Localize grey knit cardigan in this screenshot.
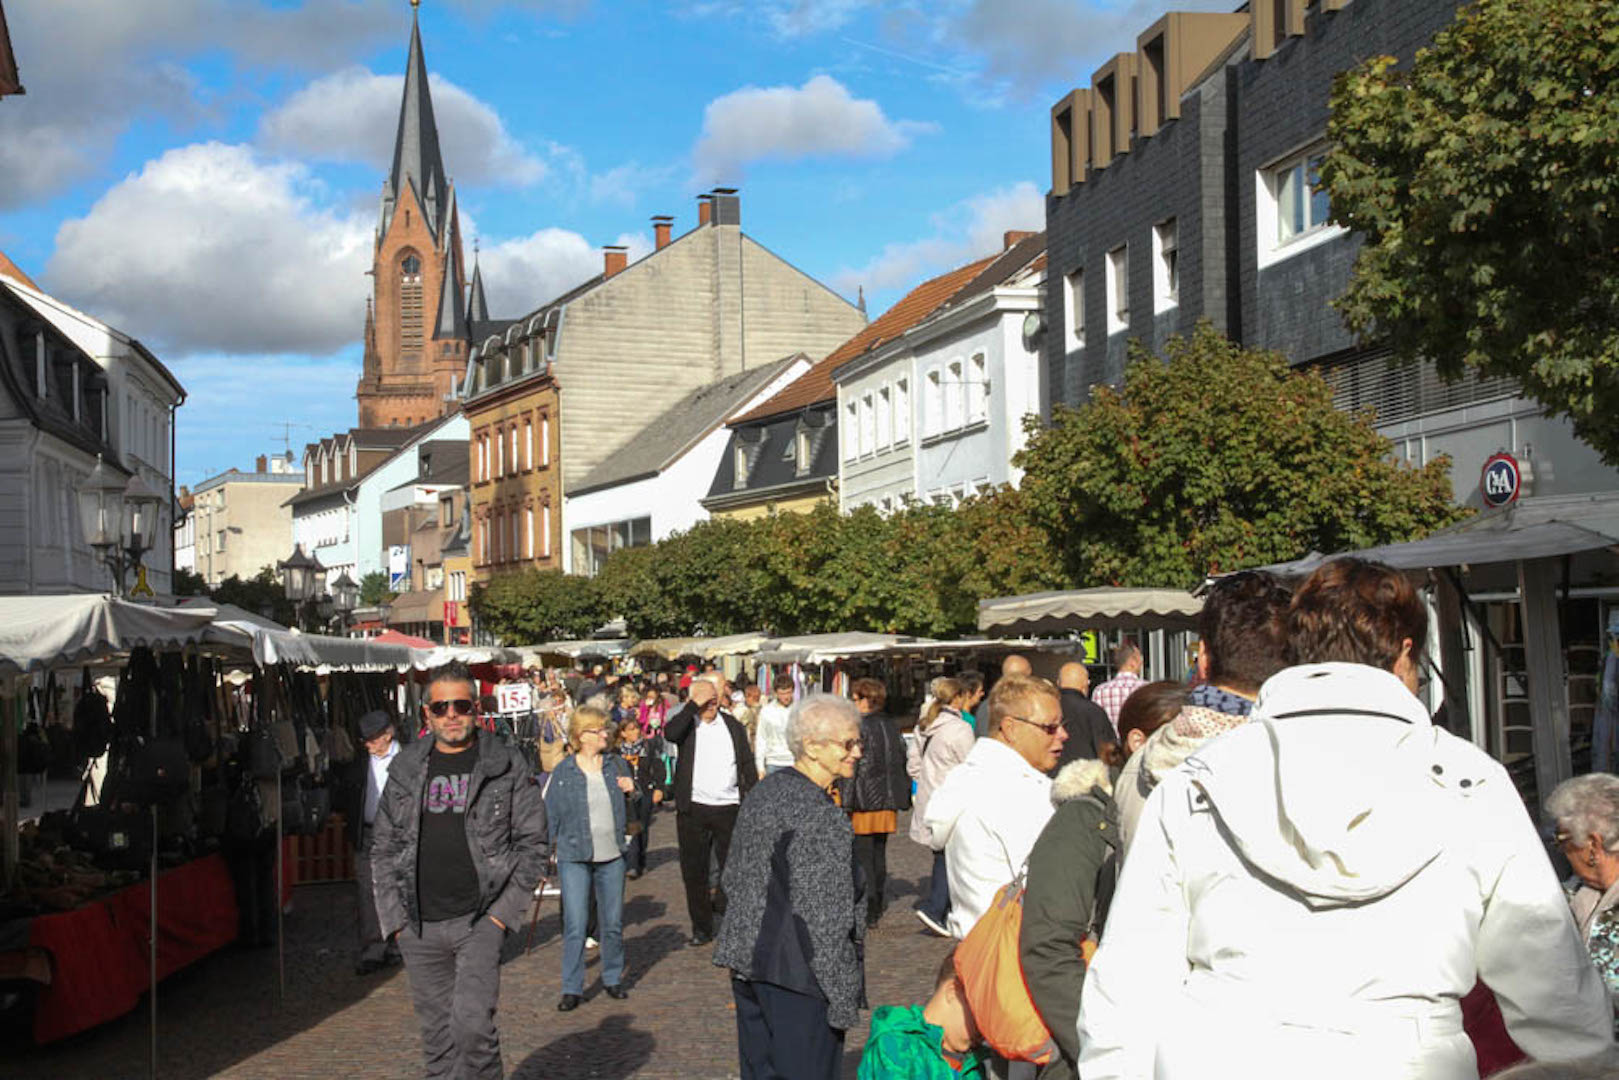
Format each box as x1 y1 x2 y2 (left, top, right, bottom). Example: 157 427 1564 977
713 767 866 1030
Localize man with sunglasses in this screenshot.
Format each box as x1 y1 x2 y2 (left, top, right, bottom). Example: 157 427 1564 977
371 661 549 1080
923 673 1066 939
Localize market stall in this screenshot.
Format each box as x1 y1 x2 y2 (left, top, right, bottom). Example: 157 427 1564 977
976 586 1203 681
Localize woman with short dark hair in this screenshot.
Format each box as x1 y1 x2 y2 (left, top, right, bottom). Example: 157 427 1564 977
839 677 910 928
1078 558 1613 1079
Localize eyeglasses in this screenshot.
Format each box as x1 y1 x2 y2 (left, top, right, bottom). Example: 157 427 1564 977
1007 714 1064 738
821 736 863 754
426 698 476 717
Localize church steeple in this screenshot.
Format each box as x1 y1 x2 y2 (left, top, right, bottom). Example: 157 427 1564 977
382 3 449 242
467 244 490 325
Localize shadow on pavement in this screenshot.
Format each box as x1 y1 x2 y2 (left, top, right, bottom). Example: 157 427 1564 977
511 1014 655 1079
622 924 689 990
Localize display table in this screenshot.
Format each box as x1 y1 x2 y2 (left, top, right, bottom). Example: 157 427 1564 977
24 854 245 1043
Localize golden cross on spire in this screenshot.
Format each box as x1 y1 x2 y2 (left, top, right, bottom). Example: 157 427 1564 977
410 0 420 9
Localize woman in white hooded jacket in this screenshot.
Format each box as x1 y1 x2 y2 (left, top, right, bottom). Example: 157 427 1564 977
1077 558 1614 1080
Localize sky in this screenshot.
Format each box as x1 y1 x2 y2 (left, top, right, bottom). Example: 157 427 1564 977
0 0 1234 487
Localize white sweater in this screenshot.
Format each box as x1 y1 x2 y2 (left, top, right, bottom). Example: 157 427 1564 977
922 736 1054 939
1078 663 1614 1080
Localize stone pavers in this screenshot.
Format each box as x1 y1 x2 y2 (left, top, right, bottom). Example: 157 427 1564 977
4 810 955 1079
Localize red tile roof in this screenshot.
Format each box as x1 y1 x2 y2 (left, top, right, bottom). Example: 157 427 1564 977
0 249 38 290
727 253 1000 425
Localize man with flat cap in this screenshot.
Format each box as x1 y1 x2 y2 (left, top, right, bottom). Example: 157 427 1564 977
349 708 402 974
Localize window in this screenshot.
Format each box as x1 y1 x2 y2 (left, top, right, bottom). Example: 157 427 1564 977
875 386 892 450
349 443 357 476
510 512 520 563
1259 145 1339 266
216 530 226 551
539 415 551 467
967 354 988 423
944 361 965 431
525 507 535 559
569 517 651 576
508 427 517 474
734 444 749 489
440 496 453 525
1066 270 1085 346
523 420 532 470
1106 245 1129 333
844 402 858 463
795 428 811 476
400 253 423 359
859 393 875 456
923 369 943 436
894 379 910 443
541 504 552 559
495 429 504 478
1153 219 1179 311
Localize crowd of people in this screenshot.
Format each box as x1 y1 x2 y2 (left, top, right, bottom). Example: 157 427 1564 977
340 556 1619 1078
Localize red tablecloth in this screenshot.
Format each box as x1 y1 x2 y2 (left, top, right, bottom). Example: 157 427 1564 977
27 855 240 1044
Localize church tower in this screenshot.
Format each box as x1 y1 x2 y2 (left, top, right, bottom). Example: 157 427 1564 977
356 4 468 429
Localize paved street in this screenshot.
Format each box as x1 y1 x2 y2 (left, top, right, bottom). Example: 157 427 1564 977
5 810 953 1080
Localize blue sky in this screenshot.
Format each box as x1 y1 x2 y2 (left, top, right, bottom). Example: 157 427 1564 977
0 0 1229 486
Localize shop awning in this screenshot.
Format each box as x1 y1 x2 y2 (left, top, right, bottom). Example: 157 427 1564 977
0 595 216 676
702 631 773 659
977 587 1202 636
629 637 704 661
1253 492 1619 578
755 632 934 665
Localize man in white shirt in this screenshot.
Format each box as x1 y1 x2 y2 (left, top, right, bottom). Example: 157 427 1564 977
664 675 759 946
923 675 1067 938
351 709 401 975
753 681 796 777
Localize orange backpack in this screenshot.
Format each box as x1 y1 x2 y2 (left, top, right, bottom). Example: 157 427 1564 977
952 875 1058 1065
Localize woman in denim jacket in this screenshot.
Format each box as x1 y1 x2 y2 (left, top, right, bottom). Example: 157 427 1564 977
544 704 635 1011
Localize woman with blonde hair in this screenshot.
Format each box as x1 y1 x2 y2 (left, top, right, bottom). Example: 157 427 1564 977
907 676 974 937
543 704 636 1011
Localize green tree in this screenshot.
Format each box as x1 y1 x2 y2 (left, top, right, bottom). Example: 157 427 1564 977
209 567 297 627
1014 326 1466 589
358 570 395 607
172 568 207 596
1323 0 1619 463
471 570 607 644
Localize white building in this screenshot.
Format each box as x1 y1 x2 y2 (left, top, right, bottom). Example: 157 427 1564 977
564 355 810 574
835 234 1045 513
0 259 185 595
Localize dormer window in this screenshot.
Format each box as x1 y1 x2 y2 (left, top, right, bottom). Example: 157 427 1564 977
733 444 749 489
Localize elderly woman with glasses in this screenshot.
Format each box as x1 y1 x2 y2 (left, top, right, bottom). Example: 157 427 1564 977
715 693 868 1080
1547 772 1619 1034
543 704 637 1012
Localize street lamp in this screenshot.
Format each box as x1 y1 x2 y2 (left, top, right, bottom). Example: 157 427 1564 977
75 454 162 597
330 571 359 616
278 544 329 630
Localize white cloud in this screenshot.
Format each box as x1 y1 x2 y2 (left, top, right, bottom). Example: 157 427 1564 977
258 67 546 188
45 143 373 357
834 180 1042 293
477 228 652 317
691 74 932 185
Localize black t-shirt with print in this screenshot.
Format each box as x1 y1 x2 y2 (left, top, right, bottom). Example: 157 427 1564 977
417 743 482 922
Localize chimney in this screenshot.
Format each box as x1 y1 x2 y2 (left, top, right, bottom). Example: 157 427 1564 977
603 245 628 278
709 187 741 227
697 193 714 227
652 215 673 250
256 454 267 473
1003 229 1037 250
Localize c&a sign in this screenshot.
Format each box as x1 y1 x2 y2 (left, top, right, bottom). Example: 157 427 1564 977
1480 451 1521 508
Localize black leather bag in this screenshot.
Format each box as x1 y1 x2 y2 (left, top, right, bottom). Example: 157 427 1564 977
124 737 190 805
246 726 282 780
280 778 312 836
226 779 267 844
71 804 151 869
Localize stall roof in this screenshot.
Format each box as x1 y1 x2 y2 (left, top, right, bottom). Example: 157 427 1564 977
755 632 934 665
702 631 773 659
1251 492 1619 578
0 595 217 675
977 587 1203 636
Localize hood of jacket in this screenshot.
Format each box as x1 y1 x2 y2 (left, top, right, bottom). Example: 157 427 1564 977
1051 758 1113 803
924 736 1047 850
1183 662 1467 910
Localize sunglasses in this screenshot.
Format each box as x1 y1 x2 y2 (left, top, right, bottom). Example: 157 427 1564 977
1007 714 1064 738
426 698 476 717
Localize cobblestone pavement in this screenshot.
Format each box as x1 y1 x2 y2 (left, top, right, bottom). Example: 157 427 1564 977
5 809 954 1079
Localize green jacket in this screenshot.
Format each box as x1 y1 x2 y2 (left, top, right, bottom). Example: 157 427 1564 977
857 1005 989 1079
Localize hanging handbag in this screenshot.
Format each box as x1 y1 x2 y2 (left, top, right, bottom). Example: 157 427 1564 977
124 736 191 805
226 777 268 844
246 725 282 779
280 777 313 836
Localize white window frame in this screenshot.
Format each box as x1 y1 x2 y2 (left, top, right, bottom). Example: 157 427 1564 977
859 392 875 457
540 416 551 467
875 385 892 450
525 507 535 559
523 419 533 470
893 379 910 444
734 444 749 488
967 353 988 423
1153 219 1178 311
508 427 518 473
844 401 859 463
924 368 943 437
944 360 965 431
541 504 552 558
495 430 504 478
1257 141 1343 268
1106 245 1129 334
1066 269 1085 346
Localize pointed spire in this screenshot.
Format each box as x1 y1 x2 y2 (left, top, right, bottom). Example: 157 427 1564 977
467 240 489 325
857 285 867 316
385 3 449 236
433 243 467 341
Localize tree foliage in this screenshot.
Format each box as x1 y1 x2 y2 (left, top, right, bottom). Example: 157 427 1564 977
208 566 298 627
1323 0 1619 463
472 569 609 644
358 570 395 607
1014 326 1467 588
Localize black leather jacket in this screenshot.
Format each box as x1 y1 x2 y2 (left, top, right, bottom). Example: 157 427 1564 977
370 732 548 937
838 711 912 814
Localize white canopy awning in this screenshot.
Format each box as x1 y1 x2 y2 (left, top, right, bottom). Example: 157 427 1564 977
977 587 1202 636
0 595 216 676
701 631 773 659
755 632 934 665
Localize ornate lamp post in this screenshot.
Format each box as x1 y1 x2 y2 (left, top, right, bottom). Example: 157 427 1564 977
329 570 358 635
75 454 163 597
277 544 327 630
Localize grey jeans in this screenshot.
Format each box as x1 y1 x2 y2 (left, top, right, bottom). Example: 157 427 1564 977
397 916 507 1079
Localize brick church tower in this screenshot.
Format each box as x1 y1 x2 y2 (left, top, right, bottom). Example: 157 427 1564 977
356 6 475 429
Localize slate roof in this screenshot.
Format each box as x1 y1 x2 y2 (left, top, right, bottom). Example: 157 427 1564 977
704 400 838 505
572 354 807 497
0 278 122 467
386 9 449 240
467 260 490 324
433 237 466 340
0 1 21 97
727 254 1000 426
385 438 470 493
287 425 424 507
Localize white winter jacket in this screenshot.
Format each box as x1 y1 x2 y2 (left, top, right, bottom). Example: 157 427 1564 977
907 709 975 847
1077 662 1614 1080
922 736 1053 939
